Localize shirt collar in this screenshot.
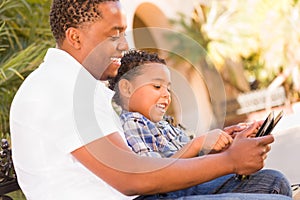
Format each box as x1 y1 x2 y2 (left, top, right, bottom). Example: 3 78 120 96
44 48 97 82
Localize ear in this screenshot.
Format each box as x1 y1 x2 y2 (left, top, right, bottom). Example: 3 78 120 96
118 79 133 98
65 27 81 49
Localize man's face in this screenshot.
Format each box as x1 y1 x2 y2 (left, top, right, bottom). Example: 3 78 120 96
81 1 128 80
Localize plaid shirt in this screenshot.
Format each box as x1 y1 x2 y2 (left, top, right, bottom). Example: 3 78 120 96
120 111 190 158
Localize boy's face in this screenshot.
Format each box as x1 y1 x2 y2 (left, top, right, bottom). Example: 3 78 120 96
80 1 128 80
128 63 171 122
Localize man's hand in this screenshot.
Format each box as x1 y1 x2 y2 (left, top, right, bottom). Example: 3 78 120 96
223 122 274 175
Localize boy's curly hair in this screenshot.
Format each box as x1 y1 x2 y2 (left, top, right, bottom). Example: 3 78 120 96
50 0 119 46
108 49 166 106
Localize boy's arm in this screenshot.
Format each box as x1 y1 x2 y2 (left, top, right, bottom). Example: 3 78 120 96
72 122 274 196
171 129 232 158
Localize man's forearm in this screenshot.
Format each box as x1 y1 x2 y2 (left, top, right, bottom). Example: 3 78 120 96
72 133 235 196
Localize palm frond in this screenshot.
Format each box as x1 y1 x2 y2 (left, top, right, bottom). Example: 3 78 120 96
0 41 53 136
0 0 31 52
0 0 53 137
0 41 52 87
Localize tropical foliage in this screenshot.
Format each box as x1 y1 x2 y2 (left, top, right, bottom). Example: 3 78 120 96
171 0 300 102
0 0 54 139
2 0 300 136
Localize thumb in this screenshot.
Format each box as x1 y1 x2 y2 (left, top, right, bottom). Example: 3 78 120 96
235 122 259 139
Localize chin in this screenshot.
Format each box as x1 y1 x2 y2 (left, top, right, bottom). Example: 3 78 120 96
101 72 116 81
99 75 108 81
150 116 164 123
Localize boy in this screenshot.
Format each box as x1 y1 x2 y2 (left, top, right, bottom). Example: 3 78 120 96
109 49 236 158
109 49 292 199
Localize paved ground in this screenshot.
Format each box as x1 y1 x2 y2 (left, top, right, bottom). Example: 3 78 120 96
261 103 300 199
265 107 300 180
244 102 300 199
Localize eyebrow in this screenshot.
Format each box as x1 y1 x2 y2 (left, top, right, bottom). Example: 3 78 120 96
151 78 171 85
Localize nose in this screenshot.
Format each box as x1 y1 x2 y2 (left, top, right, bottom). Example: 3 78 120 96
161 87 171 99
117 35 129 51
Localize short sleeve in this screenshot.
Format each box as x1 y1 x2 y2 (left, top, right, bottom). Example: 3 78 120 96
122 117 162 158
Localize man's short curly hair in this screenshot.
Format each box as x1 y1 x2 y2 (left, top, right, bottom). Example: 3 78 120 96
50 0 119 46
108 49 166 106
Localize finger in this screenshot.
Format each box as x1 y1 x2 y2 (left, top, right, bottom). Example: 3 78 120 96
211 142 222 152
214 142 223 150
214 134 230 148
262 153 268 160
236 122 260 138
230 132 237 139
226 134 233 144
237 122 252 130
216 140 229 150
265 145 271 153
224 125 238 134
223 136 231 146
257 134 275 146
202 129 224 152
260 147 267 156
257 119 265 126
220 134 233 146
224 124 247 134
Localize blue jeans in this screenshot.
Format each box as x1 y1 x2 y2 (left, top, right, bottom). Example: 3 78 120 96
135 169 292 200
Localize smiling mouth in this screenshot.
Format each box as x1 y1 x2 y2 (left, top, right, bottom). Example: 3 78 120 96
156 103 168 113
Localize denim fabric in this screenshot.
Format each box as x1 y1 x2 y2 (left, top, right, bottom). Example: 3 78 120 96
134 169 292 200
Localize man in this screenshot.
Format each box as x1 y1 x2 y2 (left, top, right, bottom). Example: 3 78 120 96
10 0 292 199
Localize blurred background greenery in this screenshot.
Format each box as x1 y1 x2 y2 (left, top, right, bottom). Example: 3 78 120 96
1 0 53 198
171 0 300 102
2 0 300 140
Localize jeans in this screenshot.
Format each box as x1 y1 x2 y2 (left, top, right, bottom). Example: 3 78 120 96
134 169 292 200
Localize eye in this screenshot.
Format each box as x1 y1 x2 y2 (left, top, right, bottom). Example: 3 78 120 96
110 32 126 41
110 35 120 41
153 84 161 89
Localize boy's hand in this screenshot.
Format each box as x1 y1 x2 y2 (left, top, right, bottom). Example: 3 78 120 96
201 129 233 154
223 123 248 137
224 120 264 138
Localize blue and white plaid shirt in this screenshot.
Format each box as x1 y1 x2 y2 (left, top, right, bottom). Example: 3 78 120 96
120 111 190 158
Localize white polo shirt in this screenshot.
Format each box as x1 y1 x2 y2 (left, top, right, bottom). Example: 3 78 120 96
10 48 132 200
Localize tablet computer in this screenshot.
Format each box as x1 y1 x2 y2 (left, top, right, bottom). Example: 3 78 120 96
255 110 283 137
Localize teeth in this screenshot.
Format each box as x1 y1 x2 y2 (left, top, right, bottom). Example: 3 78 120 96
110 57 121 62
156 104 166 109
